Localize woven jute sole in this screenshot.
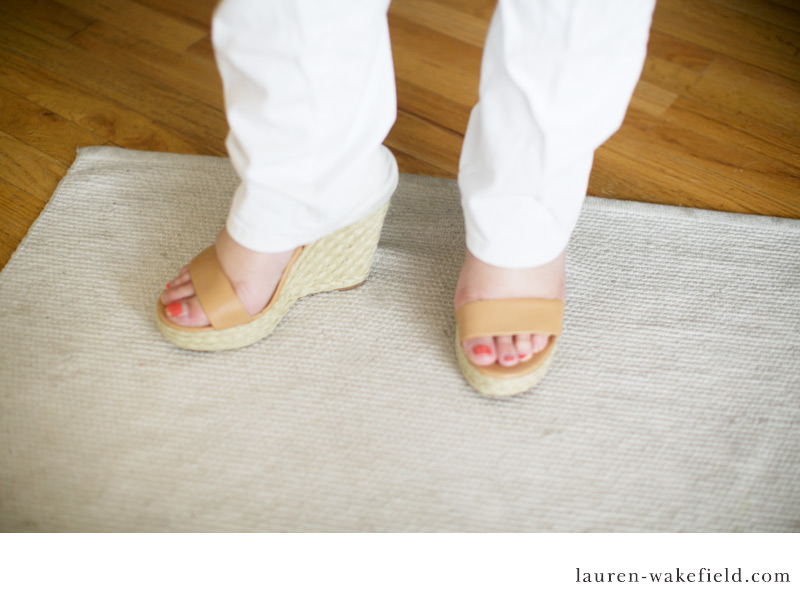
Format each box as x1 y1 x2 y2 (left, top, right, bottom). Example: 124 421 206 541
156 200 391 351
455 330 558 397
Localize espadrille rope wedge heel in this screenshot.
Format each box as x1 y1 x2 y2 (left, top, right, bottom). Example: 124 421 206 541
156 199 391 351
455 298 564 397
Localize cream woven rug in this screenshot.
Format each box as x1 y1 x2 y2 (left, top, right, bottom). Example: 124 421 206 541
1 147 798 532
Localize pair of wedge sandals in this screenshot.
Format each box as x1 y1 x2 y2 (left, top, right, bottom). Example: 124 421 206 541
156 203 563 398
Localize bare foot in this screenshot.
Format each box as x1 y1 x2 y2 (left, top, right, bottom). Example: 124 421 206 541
160 228 295 327
454 249 566 368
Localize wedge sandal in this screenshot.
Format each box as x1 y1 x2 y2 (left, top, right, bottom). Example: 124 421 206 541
455 298 564 397
156 199 391 351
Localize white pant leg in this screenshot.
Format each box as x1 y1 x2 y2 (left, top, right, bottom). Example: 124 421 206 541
459 0 656 268
212 0 397 253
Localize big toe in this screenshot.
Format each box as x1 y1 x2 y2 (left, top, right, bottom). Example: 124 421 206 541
463 336 496 367
164 296 210 328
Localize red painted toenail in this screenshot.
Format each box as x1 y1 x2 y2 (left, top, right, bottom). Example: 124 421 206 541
503 354 515 362
166 282 171 289
473 344 491 356
165 302 185 317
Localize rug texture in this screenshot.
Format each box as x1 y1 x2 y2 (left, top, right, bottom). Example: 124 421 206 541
1 147 798 532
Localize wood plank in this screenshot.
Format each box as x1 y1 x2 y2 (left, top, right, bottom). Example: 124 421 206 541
765 0 800 12
396 78 472 135
389 13 481 113
627 79 679 117
55 0 206 53
640 31 715 97
431 0 496 21
641 55 704 99
0 17 228 151
652 0 800 82
708 0 800 33
389 0 490 48
686 55 800 137
0 48 217 156
186 34 214 61
385 111 463 176
610 109 799 205
0 181 46 235
0 86 106 164
664 97 800 171
0 131 67 199
0 230 23 270
132 0 217 28
69 21 224 110
591 139 799 218
391 148 455 179
646 30 718 73
0 0 94 40
0 180 47 269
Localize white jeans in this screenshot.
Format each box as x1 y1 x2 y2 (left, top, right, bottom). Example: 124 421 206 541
212 0 655 268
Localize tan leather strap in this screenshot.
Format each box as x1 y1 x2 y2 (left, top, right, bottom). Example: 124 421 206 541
455 299 564 341
189 246 251 330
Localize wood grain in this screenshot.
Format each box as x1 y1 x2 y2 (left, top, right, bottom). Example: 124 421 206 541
0 48 214 154
56 0 208 53
0 0 798 272
0 131 67 201
0 86 106 163
69 21 224 109
0 19 227 150
652 0 800 82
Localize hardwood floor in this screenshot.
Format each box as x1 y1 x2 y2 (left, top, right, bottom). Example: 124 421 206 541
1 0 798 270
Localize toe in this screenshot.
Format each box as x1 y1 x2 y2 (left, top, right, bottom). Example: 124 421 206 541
463 336 496 367
162 268 192 301
161 281 197 305
169 268 191 289
532 333 551 353
165 297 210 327
515 333 533 361
496 335 518 367
182 297 211 326
164 299 188 320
